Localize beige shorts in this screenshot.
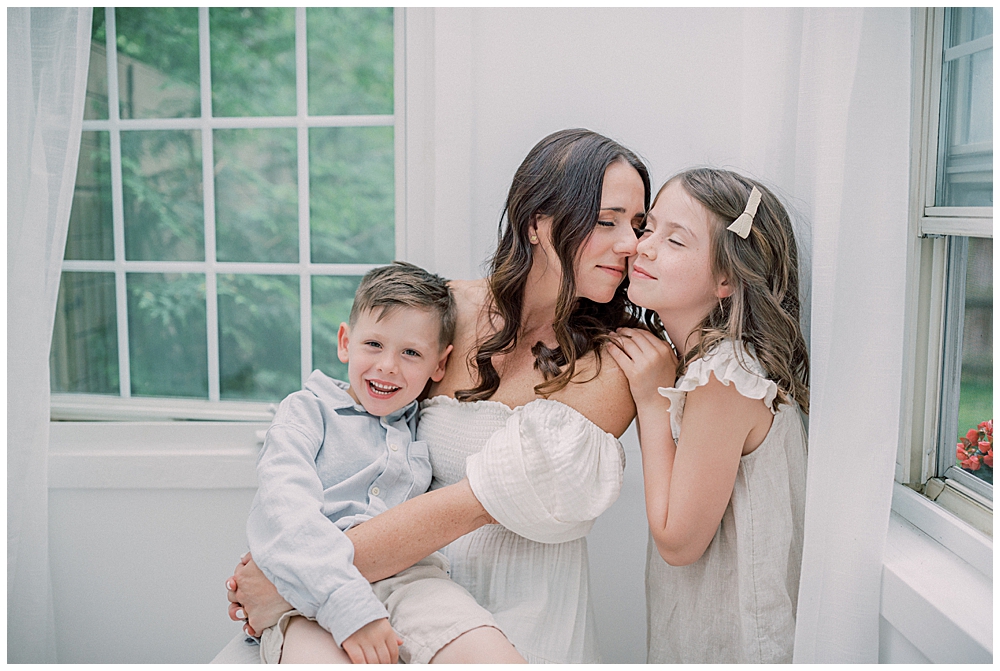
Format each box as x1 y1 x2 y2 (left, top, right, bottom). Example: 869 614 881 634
259 553 500 664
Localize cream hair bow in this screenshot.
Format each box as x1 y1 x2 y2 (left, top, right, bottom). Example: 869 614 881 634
727 186 762 239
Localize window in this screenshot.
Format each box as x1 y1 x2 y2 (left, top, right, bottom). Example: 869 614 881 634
51 7 399 419
902 8 992 519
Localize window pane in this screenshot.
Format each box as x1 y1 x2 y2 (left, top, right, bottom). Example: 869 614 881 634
66 131 113 261
956 238 993 485
214 128 298 263
210 7 296 117
50 272 119 394
310 126 394 264
122 130 204 261
127 273 208 398
84 9 108 120
115 8 200 119
307 8 393 116
218 274 300 400
937 8 993 207
312 275 362 382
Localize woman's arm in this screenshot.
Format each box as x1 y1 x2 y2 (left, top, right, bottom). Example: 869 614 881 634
228 478 493 633
345 478 493 582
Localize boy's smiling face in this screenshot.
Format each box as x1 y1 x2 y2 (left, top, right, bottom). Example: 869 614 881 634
337 306 452 417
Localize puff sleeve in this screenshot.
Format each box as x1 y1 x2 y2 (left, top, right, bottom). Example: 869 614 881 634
657 340 779 442
465 399 626 544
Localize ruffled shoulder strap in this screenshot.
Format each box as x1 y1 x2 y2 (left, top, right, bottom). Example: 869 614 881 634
465 399 625 544
657 340 779 441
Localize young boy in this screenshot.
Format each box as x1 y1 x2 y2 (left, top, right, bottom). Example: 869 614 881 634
246 262 523 664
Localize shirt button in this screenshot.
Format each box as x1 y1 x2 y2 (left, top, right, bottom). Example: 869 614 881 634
389 443 398 452
371 486 380 497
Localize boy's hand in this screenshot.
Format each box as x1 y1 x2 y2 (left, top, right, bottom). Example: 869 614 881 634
341 618 403 664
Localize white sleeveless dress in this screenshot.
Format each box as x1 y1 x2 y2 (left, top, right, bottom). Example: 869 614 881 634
417 396 626 664
645 340 807 663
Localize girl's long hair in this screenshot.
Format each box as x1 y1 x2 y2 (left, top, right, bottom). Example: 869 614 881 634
668 168 810 413
456 129 650 402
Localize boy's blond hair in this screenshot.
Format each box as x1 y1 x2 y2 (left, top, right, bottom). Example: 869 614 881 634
349 262 456 348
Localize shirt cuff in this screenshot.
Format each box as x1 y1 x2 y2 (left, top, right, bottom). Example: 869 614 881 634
315 577 389 647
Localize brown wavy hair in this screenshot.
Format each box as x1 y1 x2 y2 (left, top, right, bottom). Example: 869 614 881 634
456 129 650 402
663 168 809 413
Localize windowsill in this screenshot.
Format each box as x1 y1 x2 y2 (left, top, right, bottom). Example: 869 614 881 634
882 483 992 663
51 394 277 422
891 481 992 576
48 421 265 489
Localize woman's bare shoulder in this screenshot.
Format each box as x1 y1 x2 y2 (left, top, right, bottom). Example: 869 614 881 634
448 278 488 309
550 349 636 438
448 278 493 339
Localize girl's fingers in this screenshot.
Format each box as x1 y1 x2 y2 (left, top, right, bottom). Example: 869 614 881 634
606 342 634 373
622 328 662 349
621 329 678 367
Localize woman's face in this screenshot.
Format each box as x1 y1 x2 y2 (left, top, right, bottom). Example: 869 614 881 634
627 179 729 322
573 160 646 303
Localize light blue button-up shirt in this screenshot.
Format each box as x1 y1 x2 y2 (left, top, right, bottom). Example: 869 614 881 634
246 370 433 646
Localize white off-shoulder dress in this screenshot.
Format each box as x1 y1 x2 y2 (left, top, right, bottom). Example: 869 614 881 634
210 395 624 665
417 396 626 664
646 340 807 664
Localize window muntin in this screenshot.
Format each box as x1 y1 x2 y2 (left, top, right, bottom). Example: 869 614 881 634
52 7 396 411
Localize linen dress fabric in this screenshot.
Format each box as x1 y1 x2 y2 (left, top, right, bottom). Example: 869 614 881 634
645 340 807 663
418 396 626 663
247 371 498 663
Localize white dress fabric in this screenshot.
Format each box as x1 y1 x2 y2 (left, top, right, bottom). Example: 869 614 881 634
646 340 807 663
417 396 626 663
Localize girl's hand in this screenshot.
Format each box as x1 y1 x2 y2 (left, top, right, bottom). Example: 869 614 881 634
226 552 293 636
606 328 678 405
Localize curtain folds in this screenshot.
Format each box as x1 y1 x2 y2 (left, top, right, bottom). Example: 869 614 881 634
7 7 92 662
791 8 912 663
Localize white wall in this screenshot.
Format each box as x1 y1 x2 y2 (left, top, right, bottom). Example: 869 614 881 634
405 8 811 291
46 8 988 664
49 488 255 663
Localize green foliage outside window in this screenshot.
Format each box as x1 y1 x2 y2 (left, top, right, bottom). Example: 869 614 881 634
52 7 395 403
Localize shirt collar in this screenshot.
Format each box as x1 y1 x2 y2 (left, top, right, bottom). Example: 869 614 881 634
304 370 418 423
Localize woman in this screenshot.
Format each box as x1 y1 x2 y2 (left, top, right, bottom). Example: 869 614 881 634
226 129 650 663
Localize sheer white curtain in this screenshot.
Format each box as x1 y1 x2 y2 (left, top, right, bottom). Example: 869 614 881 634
791 8 912 663
8 7 92 662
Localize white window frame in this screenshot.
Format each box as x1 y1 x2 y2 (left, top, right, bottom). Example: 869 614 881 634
51 7 406 421
898 8 992 533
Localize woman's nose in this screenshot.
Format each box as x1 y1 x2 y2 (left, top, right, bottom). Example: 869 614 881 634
613 226 639 255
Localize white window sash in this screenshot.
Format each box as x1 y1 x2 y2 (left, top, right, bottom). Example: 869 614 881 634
56 7 402 418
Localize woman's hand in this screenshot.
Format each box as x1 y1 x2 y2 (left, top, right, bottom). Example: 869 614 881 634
606 328 678 406
226 552 292 636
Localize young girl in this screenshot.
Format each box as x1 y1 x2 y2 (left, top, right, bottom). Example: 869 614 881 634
607 168 809 663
